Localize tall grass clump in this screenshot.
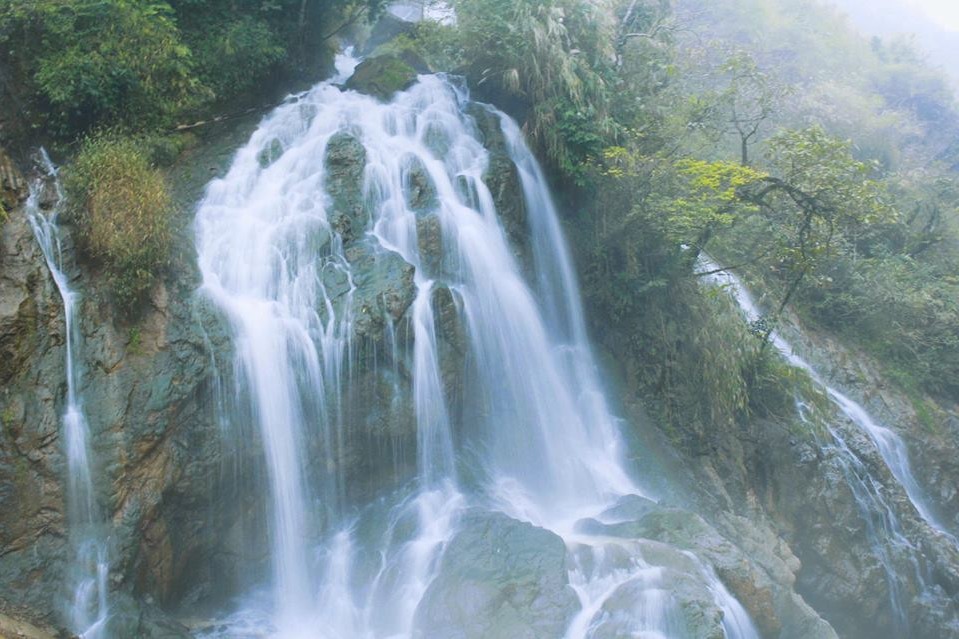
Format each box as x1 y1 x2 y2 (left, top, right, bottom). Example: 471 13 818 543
65 134 174 315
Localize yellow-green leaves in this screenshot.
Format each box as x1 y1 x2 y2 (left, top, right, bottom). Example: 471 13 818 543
63 134 174 316
597 145 765 247
658 159 765 243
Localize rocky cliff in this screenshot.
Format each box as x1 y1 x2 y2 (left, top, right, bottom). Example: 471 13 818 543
1 42 958 639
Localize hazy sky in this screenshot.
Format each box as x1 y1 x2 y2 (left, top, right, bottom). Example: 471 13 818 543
908 0 959 31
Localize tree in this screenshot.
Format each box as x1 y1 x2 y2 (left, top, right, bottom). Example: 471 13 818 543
0 1 197 135
719 51 790 166
736 126 892 341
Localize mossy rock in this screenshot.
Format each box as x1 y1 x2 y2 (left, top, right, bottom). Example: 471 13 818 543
325 131 368 242
346 55 418 101
413 510 578 639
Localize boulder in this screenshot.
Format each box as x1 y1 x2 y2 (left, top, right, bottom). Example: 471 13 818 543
413 510 579 639
346 55 418 102
325 131 368 242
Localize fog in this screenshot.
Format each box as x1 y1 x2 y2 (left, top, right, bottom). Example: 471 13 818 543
831 0 959 90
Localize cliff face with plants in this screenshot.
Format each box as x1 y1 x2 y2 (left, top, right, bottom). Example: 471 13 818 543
1 1 959 638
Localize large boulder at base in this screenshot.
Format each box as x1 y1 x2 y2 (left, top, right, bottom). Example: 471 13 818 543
413 510 579 639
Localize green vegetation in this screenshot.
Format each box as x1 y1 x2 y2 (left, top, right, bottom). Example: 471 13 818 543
455 0 618 180
64 134 174 314
0 0 386 138
0 1 196 136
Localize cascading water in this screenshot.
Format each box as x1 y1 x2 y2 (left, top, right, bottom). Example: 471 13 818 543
697 255 955 542
698 254 956 631
195 50 759 638
26 151 110 638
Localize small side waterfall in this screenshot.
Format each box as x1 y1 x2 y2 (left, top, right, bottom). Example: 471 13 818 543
698 255 955 541
195 51 760 638
699 254 956 631
26 152 110 638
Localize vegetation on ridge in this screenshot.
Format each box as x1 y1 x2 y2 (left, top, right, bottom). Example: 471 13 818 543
0 0 387 316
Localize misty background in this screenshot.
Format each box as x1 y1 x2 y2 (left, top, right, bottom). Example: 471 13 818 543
831 0 959 90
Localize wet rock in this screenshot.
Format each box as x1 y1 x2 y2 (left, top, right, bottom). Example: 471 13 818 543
0 148 27 210
416 214 444 278
432 285 466 412
466 104 530 270
346 55 418 101
588 540 726 639
403 156 438 213
413 510 578 639
346 242 416 337
325 132 368 242
256 138 283 169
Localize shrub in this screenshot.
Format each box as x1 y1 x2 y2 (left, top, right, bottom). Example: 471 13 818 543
64 135 174 314
454 0 618 177
0 1 198 136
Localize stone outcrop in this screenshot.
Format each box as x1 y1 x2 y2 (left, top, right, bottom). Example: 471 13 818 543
414 510 579 639
346 55 419 101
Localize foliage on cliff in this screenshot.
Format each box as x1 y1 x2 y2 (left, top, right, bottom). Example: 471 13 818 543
397 0 959 428
0 0 386 139
0 0 386 314
64 135 174 314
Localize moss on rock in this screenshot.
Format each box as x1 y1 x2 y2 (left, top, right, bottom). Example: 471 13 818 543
345 55 418 101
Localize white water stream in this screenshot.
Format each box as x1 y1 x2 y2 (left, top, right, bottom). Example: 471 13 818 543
194 51 759 638
27 151 110 638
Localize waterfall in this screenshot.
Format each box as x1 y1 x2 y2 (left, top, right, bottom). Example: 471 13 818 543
698 254 956 631
26 151 110 638
195 51 759 638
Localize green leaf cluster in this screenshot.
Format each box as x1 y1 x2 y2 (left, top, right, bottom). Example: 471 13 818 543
1 1 197 135
0 0 383 139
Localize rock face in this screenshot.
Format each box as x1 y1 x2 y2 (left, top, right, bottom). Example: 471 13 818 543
345 55 418 101
1 148 27 211
413 510 578 639
778 313 959 534
0 157 68 627
593 281 959 639
0 157 232 635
